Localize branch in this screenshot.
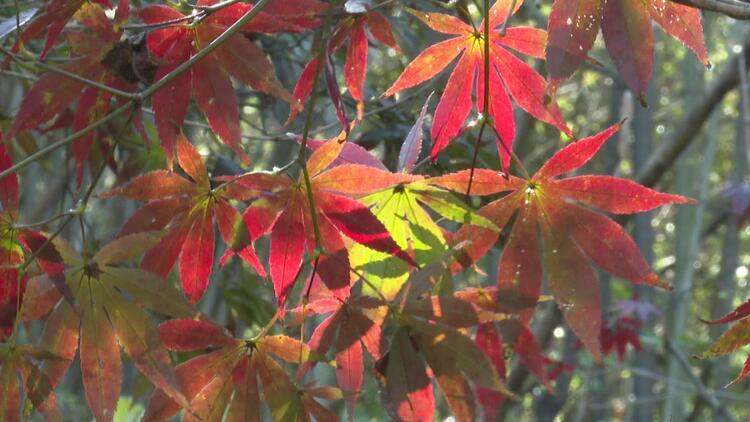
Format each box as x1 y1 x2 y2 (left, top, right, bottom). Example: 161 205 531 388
0 46 139 99
139 0 273 99
665 339 736 422
636 30 750 188
0 101 134 180
671 0 750 20
2 0 275 178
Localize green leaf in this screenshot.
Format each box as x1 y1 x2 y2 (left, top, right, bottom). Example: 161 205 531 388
350 188 446 300
412 186 499 231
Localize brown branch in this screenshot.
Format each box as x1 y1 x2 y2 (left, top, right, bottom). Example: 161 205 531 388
1 0 275 179
636 30 750 188
671 0 750 20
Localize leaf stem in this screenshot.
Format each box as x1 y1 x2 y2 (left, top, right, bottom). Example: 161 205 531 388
1 0 275 178
9 114 132 345
466 121 487 197
499 0 517 35
465 0 492 198
0 101 134 180
140 0 274 100
0 46 139 100
122 14 195 31
491 123 531 180
296 3 337 252
327 251 390 304
251 309 281 341
12 211 75 230
123 0 243 31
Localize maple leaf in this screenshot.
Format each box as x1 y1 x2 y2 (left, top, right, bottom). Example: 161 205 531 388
9 0 111 60
144 318 338 422
0 343 67 421
545 0 710 101
100 135 269 303
449 123 692 359
35 234 196 422
236 139 419 311
287 8 400 123
474 322 507 422
347 102 498 299
290 279 388 418
374 327 435 422
366 259 514 421
383 0 572 167
375 316 512 422
7 2 137 184
0 143 65 341
600 316 642 362
697 300 750 386
0 144 25 340
349 173 499 299
138 0 324 165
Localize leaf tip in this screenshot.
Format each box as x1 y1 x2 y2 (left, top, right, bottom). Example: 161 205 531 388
680 195 698 205
642 273 672 290
638 94 648 108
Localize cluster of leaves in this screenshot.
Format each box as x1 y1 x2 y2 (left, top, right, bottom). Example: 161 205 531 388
0 0 724 420
545 0 710 102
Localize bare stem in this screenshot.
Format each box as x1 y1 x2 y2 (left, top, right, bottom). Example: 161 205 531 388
0 46 139 100
1 0 276 179
465 0 492 198
141 0 274 99
296 4 336 252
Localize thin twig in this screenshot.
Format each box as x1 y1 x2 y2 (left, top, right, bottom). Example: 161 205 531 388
0 45 139 99
466 0 492 198
665 339 736 421
1 0 276 178
296 3 337 253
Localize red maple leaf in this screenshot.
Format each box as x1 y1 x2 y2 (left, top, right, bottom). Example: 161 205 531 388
546 0 710 101
9 0 111 60
0 142 65 341
383 1 572 167
474 318 551 420
145 318 341 421
291 278 388 418
697 299 750 386
100 135 268 303
0 343 69 421
450 123 692 359
233 139 418 311
138 0 325 165
287 9 400 123
601 316 642 361
7 2 136 184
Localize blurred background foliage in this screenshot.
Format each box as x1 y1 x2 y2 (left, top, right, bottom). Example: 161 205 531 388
1 0 750 420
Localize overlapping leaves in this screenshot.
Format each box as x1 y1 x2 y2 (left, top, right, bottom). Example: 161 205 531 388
7 2 136 183
0 0 714 420
546 0 709 100
138 0 324 164
385 0 572 167
697 300 750 386
144 318 337 422
101 135 266 303
237 139 418 310
30 234 196 421
451 123 691 358
287 7 399 123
